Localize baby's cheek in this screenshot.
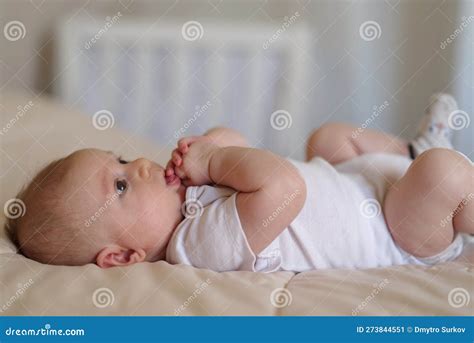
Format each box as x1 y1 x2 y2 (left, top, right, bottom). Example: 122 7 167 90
120 210 137 230
139 204 162 231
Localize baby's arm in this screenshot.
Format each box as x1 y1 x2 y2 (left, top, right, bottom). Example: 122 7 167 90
211 146 307 253
174 138 307 254
204 127 249 148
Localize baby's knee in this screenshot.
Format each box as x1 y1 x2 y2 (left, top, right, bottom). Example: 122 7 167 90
416 148 470 171
412 148 472 191
308 122 346 146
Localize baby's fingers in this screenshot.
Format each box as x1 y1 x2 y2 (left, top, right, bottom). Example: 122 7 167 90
174 165 187 180
172 149 183 166
178 136 200 153
165 160 175 176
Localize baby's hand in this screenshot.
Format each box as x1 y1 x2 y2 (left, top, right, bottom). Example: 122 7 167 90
166 136 219 186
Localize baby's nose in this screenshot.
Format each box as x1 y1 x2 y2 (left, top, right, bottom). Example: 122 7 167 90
135 158 150 179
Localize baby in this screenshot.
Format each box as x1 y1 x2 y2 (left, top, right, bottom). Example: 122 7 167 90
5 94 473 271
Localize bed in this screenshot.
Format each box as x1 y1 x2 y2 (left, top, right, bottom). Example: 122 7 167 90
1 92 472 315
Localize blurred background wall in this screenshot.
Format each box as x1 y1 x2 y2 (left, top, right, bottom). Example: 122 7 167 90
1 0 472 157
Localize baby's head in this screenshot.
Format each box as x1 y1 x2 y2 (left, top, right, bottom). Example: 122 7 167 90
5 149 185 268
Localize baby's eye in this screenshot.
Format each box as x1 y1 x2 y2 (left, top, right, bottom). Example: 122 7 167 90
115 179 128 195
118 157 128 164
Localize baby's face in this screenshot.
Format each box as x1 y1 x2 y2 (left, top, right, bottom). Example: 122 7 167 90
66 148 186 265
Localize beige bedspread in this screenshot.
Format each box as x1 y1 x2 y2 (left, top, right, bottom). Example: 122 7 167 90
0 92 472 315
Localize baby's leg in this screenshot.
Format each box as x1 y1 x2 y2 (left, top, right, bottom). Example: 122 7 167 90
384 148 473 257
306 122 409 163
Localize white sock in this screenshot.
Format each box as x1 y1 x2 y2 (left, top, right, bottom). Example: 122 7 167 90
409 93 458 158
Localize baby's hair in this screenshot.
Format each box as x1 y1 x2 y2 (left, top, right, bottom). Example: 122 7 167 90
5 155 99 266
6 158 64 244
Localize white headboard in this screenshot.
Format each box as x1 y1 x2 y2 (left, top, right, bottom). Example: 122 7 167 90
56 15 312 157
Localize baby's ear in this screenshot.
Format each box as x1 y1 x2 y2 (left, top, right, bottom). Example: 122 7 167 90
96 245 146 268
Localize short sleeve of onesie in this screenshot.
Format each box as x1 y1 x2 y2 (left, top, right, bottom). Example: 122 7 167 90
166 185 282 272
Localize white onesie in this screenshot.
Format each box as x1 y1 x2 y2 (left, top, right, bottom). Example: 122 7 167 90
166 153 465 272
